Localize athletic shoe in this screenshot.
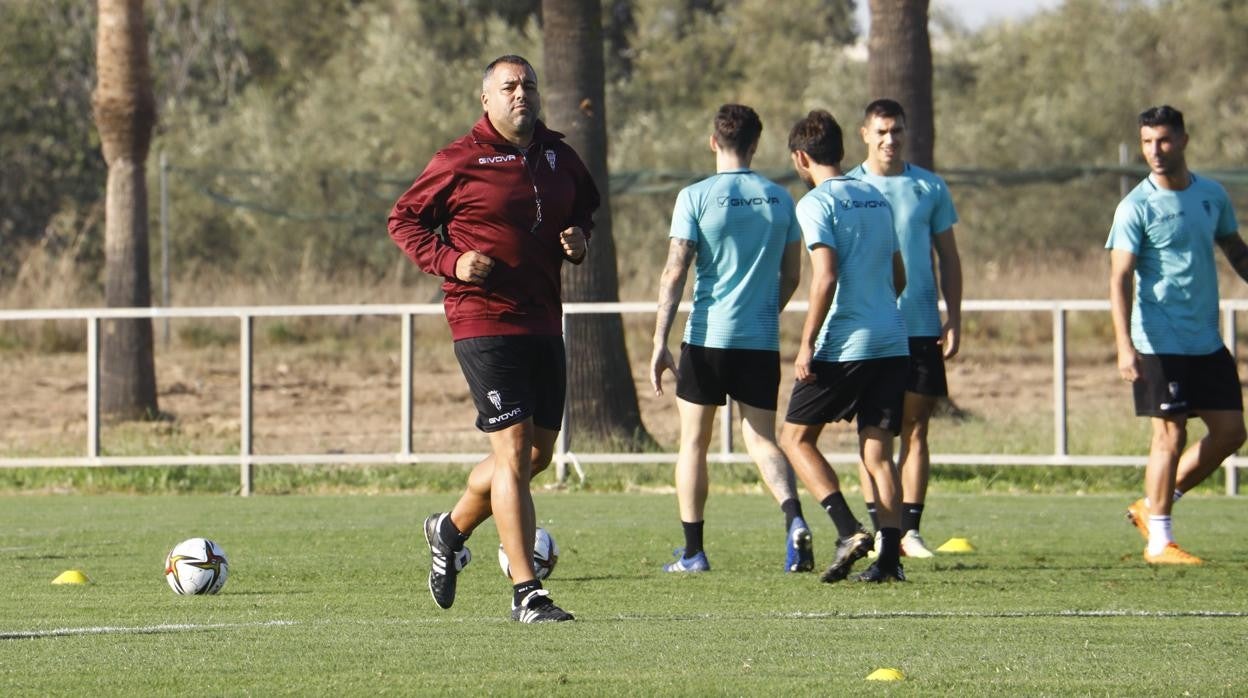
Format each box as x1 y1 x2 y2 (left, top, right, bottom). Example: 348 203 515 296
663 548 710 573
820 528 872 583
424 512 471 610
855 560 906 583
866 530 882 560
1125 498 1150 540
511 588 575 623
785 517 815 573
1143 543 1204 565
901 530 935 558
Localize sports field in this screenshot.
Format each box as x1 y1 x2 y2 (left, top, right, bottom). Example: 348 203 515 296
2 491 1246 695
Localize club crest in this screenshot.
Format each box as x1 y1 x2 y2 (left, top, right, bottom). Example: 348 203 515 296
545 150 557 171
487 389 502 411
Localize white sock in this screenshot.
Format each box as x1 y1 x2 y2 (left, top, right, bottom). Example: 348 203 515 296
1147 515 1173 555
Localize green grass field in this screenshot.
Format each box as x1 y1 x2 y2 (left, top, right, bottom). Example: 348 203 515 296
3 492 1246 695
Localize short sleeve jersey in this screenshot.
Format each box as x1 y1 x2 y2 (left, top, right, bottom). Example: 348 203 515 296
795 177 909 362
1105 173 1239 355
847 162 958 337
669 169 801 351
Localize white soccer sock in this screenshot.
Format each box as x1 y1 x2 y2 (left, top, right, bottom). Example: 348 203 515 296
1147 515 1173 556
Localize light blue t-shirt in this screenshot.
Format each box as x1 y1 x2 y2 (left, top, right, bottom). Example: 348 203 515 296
670 169 800 351
795 176 909 362
847 162 958 337
1105 173 1239 355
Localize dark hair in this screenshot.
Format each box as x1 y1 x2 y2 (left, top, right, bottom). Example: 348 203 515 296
1138 105 1185 133
713 104 763 155
483 54 536 82
864 98 906 123
788 110 844 166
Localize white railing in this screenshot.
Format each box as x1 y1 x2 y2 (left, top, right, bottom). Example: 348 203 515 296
0 300 1243 495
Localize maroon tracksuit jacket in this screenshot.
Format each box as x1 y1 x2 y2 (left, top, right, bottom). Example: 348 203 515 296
388 114 600 340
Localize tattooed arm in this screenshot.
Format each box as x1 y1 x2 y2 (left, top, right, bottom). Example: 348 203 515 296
650 238 697 396
1217 233 1248 283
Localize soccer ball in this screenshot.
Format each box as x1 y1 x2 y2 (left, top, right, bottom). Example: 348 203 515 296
164 538 229 595
498 527 559 581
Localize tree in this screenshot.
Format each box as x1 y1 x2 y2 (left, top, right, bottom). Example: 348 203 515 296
868 0 934 169
542 0 652 449
93 0 159 419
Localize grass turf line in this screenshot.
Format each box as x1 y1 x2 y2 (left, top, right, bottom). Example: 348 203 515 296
2 492 1246 695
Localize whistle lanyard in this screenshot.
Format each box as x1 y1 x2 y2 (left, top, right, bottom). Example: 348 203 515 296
517 145 544 235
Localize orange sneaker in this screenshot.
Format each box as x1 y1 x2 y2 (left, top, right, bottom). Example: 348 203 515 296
1143 543 1204 565
1125 498 1149 540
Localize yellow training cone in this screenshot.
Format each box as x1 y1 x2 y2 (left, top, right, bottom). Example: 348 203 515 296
866 668 904 682
51 569 91 585
936 537 975 553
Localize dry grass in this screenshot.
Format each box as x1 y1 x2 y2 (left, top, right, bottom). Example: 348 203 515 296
4 243 1248 471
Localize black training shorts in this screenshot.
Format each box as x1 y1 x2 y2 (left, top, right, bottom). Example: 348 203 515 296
675 343 781 410
1133 347 1242 418
452 335 566 432
785 356 909 434
906 336 949 397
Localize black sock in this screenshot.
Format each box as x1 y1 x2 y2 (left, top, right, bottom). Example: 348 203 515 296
901 502 924 533
681 520 705 557
820 492 862 539
879 527 901 568
865 502 880 531
439 514 469 551
513 579 542 607
780 498 804 531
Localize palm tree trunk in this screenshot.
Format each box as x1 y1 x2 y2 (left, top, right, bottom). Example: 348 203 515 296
93 0 159 419
542 0 652 449
868 0 935 170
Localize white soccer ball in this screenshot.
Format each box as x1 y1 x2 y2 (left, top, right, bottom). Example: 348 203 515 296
498 527 559 581
164 537 229 595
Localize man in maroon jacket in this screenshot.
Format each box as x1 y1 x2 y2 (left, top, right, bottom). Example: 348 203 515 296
388 54 598 623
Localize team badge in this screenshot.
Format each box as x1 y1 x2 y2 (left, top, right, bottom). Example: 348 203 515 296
545 150 557 171
487 389 503 411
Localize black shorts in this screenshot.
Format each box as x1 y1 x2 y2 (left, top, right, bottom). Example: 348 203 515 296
676 343 780 410
452 335 566 432
1133 348 1243 418
785 356 909 434
906 336 948 397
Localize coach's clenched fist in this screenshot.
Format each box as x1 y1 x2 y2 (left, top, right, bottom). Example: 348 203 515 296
455 250 494 285
560 227 587 264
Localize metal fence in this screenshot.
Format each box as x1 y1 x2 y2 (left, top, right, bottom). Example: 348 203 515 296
0 300 1243 495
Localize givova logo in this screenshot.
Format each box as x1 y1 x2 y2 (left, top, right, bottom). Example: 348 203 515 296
717 195 781 207
478 154 518 165
488 407 523 425
838 199 889 210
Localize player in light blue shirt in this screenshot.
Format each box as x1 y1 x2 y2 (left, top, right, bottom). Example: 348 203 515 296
650 104 809 574
1107 105 1248 565
845 98 964 559
778 109 909 583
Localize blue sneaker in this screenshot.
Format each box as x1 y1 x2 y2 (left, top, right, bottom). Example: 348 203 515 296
663 548 710 572
785 517 814 573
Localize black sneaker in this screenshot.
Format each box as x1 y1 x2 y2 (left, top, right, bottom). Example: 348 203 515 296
855 560 906 583
424 513 471 610
511 589 575 623
820 528 872 583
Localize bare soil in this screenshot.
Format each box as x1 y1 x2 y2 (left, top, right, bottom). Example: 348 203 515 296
0 334 1133 461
